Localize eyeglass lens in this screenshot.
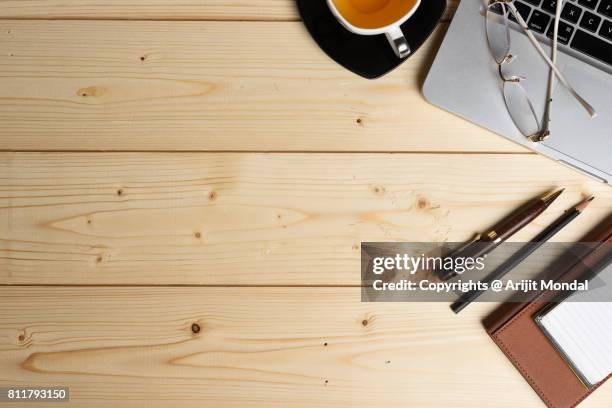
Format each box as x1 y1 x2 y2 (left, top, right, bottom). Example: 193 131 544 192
486 3 511 64
486 2 541 138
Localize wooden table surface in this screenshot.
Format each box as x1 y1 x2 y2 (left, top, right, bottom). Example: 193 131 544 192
1 1 610 407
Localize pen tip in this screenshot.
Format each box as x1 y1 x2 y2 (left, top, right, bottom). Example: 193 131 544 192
576 196 595 212
542 188 564 204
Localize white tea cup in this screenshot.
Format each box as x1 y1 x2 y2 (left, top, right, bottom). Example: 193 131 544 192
326 0 421 58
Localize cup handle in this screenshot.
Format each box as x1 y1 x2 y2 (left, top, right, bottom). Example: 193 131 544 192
385 26 411 59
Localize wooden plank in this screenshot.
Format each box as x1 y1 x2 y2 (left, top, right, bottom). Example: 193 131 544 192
4 286 610 408
0 0 459 21
0 20 523 152
1 152 609 285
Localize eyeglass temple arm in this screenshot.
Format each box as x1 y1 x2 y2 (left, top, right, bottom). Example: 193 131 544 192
540 0 562 138
507 2 597 118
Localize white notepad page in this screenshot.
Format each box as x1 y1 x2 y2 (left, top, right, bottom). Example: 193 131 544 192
537 263 612 388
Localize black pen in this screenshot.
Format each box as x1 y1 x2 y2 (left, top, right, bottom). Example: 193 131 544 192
437 189 564 281
451 196 595 314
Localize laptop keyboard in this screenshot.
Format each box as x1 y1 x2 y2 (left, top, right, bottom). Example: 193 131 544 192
503 0 612 67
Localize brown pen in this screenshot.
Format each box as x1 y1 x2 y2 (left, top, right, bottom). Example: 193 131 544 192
437 189 565 281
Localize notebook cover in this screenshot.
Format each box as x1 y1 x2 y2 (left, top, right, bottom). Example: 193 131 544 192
484 216 612 408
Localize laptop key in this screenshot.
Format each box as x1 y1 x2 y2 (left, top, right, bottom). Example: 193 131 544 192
571 29 612 66
522 0 542 5
578 0 598 9
580 11 602 31
509 1 532 22
600 19 612 40
561 2 582 23
546 20 575 43
598 0 612 18
542 0 560 13
528 10 551 32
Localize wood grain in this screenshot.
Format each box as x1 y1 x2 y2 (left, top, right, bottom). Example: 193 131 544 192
1 1 607 407
0 20 525 152
1 152 609 285
0 0 459 21
5 286 610 408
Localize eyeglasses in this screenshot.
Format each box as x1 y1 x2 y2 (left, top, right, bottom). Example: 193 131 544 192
485 0 596 142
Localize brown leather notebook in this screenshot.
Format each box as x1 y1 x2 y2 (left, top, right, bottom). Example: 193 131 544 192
484 217 612 408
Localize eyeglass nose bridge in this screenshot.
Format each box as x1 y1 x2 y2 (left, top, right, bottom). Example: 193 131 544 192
497 61 524 83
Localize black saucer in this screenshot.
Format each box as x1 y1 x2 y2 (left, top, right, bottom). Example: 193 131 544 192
296 0 446 79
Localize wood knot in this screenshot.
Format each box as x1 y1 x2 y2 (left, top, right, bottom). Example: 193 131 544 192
372 185 386 196
356 118 363 125
194 232 202 239
77 86 104 98
117 189 124 197
191 323 201 334
417 198 429 210
362 319 369 327
323 342 328 347
140 55 147 61
208 191 217 201
18 334 25 342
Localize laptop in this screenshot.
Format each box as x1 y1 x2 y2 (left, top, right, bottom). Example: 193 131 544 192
423 0 611 184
